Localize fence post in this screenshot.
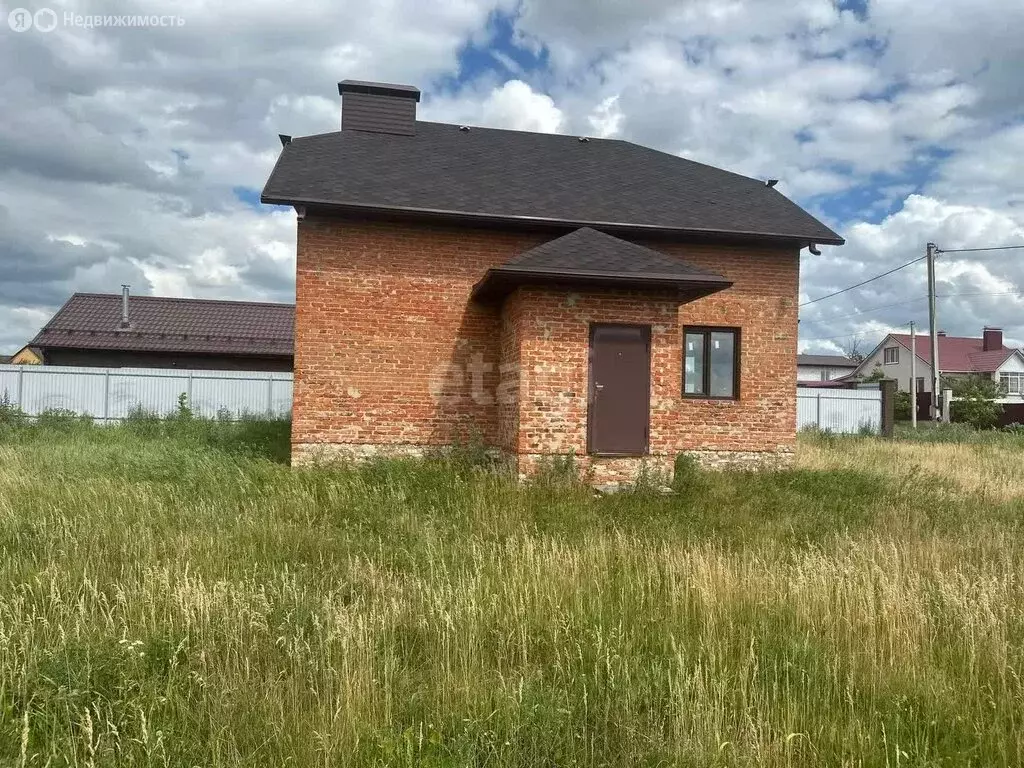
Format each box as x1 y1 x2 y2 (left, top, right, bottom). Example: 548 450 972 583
815 391 822 427
880 379 896 438
16 366 24 410
103 369 111 422
942 388 953 423
266 376 274 416
187 371 193 408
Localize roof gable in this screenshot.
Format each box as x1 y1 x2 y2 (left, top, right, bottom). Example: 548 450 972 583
31 293 294 357
262 120 843 246
471 227 732 300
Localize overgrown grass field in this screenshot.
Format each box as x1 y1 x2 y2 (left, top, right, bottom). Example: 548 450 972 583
1 417 1022 766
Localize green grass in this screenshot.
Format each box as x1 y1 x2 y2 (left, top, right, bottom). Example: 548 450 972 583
0 421 1022 766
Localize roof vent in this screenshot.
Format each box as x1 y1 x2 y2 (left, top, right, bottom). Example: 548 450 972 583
578 136 590 143
766 179 779 187
459 125 471 132
278 134 292 147
338 79 421 136
120 284 130 329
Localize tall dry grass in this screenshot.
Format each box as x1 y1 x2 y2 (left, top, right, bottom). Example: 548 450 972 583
0 420 1021 765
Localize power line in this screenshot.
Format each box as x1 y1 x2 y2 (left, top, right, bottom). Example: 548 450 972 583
804 295 929 322
936 244 1024 254
939 290 1024 299
799 254 928 307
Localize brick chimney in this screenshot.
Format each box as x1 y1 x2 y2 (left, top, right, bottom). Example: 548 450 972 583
983 326 1003 352
338 80 420 136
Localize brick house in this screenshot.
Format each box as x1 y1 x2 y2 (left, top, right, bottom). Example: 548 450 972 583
262 80 843 481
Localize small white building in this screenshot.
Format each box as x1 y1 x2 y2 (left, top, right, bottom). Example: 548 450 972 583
853 327 1024 402
797 354 859 383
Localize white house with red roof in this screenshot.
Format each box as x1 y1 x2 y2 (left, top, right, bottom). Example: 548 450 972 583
853 327 1024 400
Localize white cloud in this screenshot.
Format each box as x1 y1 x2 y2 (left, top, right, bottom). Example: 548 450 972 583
425 80 565 133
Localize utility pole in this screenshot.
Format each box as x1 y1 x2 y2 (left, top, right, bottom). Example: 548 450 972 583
926 242 940 421
910 321 917 429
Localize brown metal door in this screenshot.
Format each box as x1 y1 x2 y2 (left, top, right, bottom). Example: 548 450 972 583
588 324 651 456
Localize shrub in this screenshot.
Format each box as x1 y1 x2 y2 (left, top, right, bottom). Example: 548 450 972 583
36 408 91 431
671 453 704 497
627 460 672 496
532 453 585 488
0 391 25 426
893 390 912 421
444 429 494 471
947 376 1003 429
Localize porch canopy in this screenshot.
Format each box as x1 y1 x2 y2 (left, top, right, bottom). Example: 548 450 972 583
471 227 732 301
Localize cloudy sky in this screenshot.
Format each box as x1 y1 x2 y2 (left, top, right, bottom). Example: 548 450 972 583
1 0 1022 356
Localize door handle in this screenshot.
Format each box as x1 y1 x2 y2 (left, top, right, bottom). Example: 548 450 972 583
595 383 604 390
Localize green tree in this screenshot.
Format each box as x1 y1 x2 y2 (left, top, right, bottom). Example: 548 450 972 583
862 365 885 383
945 375 1003 429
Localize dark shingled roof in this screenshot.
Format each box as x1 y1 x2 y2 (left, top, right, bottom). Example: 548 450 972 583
262 120 844 246
30 293 294 357
472 227 732 301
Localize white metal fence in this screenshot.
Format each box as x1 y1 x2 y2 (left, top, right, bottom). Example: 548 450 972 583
0 364 293 421
797 388 882 434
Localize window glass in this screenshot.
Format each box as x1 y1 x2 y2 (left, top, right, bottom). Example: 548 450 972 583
709 331 735 397
684 332 705 395
884 347 899 364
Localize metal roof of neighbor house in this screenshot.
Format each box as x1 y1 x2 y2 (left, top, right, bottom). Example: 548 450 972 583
471 227 732 301
886 333 1017 372
30 293 294 357
0 355 10 364
262 120 844 246
796 354 858 367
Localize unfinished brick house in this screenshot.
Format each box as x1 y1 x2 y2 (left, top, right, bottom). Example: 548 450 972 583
262 80 844 482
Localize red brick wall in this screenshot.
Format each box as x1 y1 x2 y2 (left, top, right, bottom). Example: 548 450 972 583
292 215 799 470
497 291 525 452
292 217 545 453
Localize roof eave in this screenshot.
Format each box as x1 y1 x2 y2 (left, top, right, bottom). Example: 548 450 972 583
32 339 293 358
259 195 846 246
471 268 734 303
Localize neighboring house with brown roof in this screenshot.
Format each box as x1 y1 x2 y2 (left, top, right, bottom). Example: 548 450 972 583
262 79 844 482
3 345 44 365
796 353 859 383
854 327 1024 399
28 291 294 371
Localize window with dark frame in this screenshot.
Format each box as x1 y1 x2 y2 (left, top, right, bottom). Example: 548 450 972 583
683 327 739 399
883 346 899 365
916 377 925 392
